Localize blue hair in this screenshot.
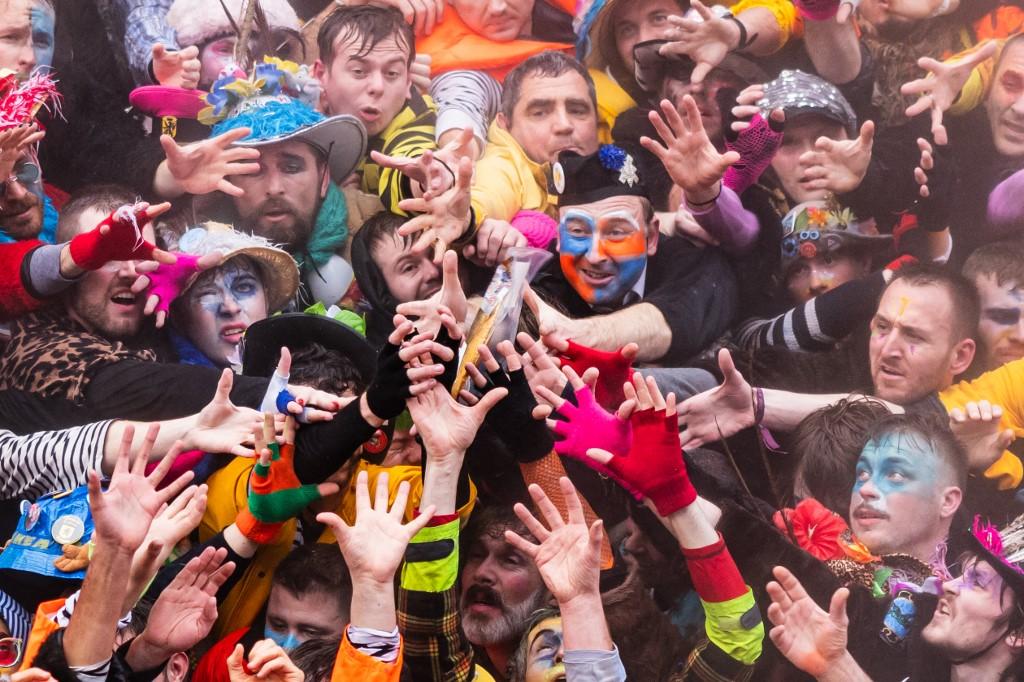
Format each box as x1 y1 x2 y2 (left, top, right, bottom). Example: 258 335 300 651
211 98 324 142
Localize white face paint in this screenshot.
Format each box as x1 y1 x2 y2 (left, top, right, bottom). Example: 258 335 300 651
181 257 269 366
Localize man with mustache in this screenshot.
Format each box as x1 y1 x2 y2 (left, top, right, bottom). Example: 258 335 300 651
529 140 736 365
768 512 1024 681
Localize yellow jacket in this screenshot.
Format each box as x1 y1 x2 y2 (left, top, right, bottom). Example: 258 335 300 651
199 457 477 639
470 121 556 224
940 358 1024 490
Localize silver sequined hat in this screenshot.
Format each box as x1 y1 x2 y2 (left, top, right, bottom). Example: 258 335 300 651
758 69 857 137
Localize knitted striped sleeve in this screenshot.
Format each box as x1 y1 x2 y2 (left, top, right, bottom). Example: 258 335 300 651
429 70 502 143
734 271 887 352
0 420 113 501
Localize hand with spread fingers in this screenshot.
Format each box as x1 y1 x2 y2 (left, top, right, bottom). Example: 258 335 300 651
586 373 696 515
133 251 225 328
462 342 553 462
901 41 997 146
396 155 475 263
155 127 262 199
319 471 435 583
505 477 605 606
677 349 755 450
68 201 176 271
185 368 267 456
134 547 236 657
463 218 527 267
396 251 467 337
659 1 739 85
545 333 637 409
766 566 852 678
88 424 197 552
517 331 570 401
949 400 1017 472
642 96 741 204
797 120 875 194
0 124 45 180
408 372 507 462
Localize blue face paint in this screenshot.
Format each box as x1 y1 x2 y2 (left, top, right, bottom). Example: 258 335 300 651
187 258 268 366
558 208 648 305
30 5 54 70
853 431 939 507
262 624 301 651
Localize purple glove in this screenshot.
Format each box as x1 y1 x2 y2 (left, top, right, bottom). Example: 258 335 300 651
551 385 642 499
144 253 202 316
793 0 840 20
723 113 784 195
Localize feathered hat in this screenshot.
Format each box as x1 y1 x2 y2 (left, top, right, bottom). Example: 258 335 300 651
199 57 366 182
0 68 61 133
968 514 1024 599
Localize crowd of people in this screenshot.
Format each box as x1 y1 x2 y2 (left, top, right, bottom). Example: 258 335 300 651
0 0 1023 679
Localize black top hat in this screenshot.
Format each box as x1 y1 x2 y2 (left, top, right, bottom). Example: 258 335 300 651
241 312 377 383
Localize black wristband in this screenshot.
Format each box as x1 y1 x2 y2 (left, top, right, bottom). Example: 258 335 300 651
485 368 554 463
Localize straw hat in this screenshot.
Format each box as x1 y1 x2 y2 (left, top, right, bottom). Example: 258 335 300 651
177 222 300 313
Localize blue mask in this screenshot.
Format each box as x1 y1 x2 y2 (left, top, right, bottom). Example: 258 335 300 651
30 6 55 70
263 624 301 651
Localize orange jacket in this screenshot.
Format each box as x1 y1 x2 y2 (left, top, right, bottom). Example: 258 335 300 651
416 0 575 81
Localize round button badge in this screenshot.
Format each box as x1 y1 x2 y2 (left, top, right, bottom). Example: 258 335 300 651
51 515 85 545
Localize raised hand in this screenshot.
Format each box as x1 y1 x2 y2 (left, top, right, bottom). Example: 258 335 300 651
139 546 236 654
157 127 261 198
371 147 455 198
410 52 433 91
236 415 340 544
363 316 454 422
396 250 467 337
343 0 445 36
797 120 875 194
517 331 570 401
677 349 754 450
0 124 45 180
186 368 266 456
317 470 435 587
724 86 785 195
901 40 997 145
68 202 175 271
540 366 635 481
660 1 740 84
407 377 507 461
227 640 305 682
766 565 850 677
949 400 1016 472
505 477 604 605
642 97 740 203
151 43 201 89
396 155 474 263
132 251 224 328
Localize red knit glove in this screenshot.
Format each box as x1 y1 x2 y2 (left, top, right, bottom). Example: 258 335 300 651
235 442 326 544
884 254 917 274
600 408 696 516
557 340 633 409
69 203 159 270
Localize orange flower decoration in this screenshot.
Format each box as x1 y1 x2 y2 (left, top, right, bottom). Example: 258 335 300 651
806 207 829 227
839 529 881 564
773 499 848 561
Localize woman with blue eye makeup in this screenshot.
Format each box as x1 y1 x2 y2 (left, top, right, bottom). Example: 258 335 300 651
168 223 300 369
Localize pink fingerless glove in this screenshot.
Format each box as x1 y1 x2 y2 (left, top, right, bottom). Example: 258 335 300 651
145 254 202 315
793 0 840 20
551 385 641 497
558 340 633 409
724 114 784 196
69 204 158 270
606 408 696 516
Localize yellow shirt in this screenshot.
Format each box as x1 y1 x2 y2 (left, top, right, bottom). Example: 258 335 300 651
470 121 556 224
939 358 1024 489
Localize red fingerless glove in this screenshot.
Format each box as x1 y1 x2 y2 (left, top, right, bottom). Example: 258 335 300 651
558 340 633 409
606 408 696 516
69 204 158 270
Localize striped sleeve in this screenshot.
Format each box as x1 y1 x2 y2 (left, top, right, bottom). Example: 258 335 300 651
429 70 502 143
0 421 113 501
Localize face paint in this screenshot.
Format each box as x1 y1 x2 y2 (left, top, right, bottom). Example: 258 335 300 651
524 616 567 682
183 258 269 366
850 430 950 557
897 296 911 318
558 208 647 305
262 624 301 652
30 3 54 70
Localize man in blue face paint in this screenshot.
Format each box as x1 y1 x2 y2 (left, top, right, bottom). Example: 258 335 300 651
529 142 737 365
850 414 966 563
